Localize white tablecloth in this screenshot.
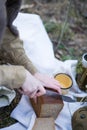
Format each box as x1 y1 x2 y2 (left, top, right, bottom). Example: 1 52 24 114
0 13 87 130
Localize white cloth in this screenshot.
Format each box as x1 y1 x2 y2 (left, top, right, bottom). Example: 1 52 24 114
55 101 87 130
0 13 87 130
0 86 16 107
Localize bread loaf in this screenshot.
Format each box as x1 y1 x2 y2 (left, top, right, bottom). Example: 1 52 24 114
30 90 64 119
32 118 55 130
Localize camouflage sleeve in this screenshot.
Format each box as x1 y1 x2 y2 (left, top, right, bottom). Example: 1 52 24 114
1 28 38 75
0 65 26 89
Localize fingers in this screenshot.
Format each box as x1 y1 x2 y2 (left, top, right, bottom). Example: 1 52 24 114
46 84 62 94
21 71 62 98
51 79 62 93
36 86 46 97
43 78 62 94
30 86 46 98
53 85 62 94
34 73 62 94
27 86 46 98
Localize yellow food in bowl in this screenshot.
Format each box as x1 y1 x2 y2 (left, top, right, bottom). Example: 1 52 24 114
55 73 73 89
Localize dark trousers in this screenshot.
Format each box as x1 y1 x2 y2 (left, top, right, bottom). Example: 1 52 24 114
0 0 7 44
0 0 22 44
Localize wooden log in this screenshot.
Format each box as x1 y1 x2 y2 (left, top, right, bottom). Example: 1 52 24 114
32 118 55 130
30 89 64 119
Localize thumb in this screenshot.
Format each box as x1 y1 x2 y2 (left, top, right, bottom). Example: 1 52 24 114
36 86 46 97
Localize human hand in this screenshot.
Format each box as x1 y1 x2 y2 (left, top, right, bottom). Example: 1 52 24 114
34 72 62 94
19 70 46 98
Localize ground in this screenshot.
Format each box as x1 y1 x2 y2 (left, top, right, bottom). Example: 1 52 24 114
0 0 87 128
22 0 87 60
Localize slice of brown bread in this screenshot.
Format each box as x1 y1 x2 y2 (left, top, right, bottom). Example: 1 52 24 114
32 118 55 130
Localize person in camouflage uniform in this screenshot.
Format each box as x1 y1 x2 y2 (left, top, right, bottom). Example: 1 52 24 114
0 0 61 98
